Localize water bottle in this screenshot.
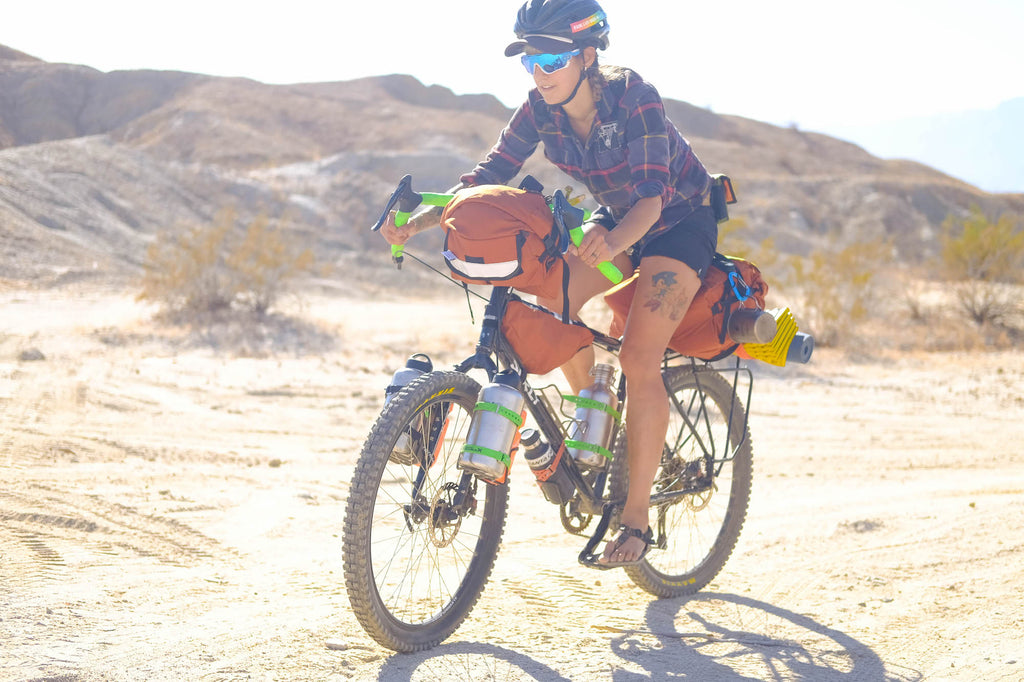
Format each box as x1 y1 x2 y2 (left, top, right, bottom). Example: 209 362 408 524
385 354 433 465
566 363 620 470
521 428 576 505
458 370 526 483
727 308 778 344
385 353 433 405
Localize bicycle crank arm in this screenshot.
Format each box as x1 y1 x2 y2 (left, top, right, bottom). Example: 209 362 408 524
577 502 617 569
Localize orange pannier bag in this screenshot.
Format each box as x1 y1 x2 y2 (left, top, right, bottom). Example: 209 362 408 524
440 184 567 300
605 254 769 361
501 297 595 375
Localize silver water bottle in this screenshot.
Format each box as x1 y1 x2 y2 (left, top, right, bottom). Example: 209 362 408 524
385 353 433 405
727 308 778 344
566 363 620 470
385 354 433 465
458 371 526 483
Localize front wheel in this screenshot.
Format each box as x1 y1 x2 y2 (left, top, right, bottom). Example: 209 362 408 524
342 371 509 652
609 364 753 597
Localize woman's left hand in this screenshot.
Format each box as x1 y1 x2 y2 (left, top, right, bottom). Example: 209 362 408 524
574 224 620 268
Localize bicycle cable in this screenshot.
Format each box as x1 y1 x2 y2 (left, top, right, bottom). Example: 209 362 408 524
400 247 490 324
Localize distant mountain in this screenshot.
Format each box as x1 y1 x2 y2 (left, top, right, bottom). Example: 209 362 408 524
2 43 1023 285
823 98 1024 194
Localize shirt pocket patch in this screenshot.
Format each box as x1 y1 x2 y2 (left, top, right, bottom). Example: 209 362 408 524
595 122 622 150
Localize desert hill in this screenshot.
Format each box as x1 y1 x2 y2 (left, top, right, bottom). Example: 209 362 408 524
2 44 1022 285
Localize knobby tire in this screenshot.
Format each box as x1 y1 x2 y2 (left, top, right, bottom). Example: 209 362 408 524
608 365 753 597
342 371 509 652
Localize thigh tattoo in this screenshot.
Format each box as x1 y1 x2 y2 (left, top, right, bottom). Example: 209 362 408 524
643 271 691 321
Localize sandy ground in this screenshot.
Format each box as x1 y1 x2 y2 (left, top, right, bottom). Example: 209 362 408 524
2 283 1023 682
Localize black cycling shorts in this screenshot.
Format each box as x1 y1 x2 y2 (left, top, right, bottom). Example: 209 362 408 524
628 205 718 280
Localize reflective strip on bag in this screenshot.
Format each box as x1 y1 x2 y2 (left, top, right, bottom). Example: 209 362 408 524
443 250 521 280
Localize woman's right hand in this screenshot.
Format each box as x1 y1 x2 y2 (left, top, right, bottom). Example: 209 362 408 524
379 207 443 246
379 211 410 246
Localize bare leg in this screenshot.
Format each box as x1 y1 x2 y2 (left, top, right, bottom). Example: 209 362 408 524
599 256 702 565
535 249 634 394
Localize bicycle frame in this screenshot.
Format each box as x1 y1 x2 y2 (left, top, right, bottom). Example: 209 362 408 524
345 176 771 650
446 285 617 517
446 283 752 522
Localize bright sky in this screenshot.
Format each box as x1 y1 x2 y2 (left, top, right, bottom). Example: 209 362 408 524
4 0 1023 134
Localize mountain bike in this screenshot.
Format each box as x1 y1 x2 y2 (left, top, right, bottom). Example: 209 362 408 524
342 177 776 653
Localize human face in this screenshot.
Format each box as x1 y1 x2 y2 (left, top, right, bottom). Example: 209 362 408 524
524 48 586 106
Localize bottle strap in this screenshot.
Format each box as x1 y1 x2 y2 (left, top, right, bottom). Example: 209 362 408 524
562 395 622 422
461 444 512 468
564 439 613 462
474 401 525 426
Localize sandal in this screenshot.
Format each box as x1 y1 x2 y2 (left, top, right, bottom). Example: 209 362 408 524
595 524 654 569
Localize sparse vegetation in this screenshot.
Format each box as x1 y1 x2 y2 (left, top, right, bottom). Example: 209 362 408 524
718 216 781 272
139 207 315 323
779 238 891 347
938 206 1024 327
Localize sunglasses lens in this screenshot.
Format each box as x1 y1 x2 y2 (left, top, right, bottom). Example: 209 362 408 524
521 50 578 74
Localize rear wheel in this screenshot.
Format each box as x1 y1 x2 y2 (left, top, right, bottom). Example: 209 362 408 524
609 365 752 597
342 371 508 652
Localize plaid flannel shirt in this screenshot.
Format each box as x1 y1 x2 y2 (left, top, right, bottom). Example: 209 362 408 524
460 68 711 247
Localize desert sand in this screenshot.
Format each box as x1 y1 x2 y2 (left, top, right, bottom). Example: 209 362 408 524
2 281 1023 681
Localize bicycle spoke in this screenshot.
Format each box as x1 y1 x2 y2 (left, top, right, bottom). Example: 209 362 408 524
611 366 752 597
344 371 509 650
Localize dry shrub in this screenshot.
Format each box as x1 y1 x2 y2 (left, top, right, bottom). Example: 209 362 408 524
939 206 1024 327
139 207 315 322
876 267 1023 352
782 238 891 347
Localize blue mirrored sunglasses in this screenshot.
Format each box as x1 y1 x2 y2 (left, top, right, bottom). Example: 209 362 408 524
521 49 580 75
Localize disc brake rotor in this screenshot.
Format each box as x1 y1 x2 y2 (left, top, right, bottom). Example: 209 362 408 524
687 482 716 511
428 482 462 548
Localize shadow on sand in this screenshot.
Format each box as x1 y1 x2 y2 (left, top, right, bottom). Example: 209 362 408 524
371 592 923 681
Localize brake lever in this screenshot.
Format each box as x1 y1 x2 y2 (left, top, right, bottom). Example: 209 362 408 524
371 175 423 232
371 175 425 268
551 190 581 254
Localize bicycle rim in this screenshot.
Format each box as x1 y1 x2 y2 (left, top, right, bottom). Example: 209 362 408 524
611 365 752 597
342 371 509 652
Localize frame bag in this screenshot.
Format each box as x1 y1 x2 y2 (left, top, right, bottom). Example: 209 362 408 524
501 297 594 375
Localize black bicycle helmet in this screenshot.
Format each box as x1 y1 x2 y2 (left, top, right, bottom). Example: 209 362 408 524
504 0 610 56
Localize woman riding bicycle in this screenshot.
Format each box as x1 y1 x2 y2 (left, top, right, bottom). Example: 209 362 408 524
381 0 717 568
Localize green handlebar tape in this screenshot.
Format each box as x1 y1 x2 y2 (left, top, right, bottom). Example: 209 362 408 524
419 193 455 207
394 195 452 229
569 226 623 284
